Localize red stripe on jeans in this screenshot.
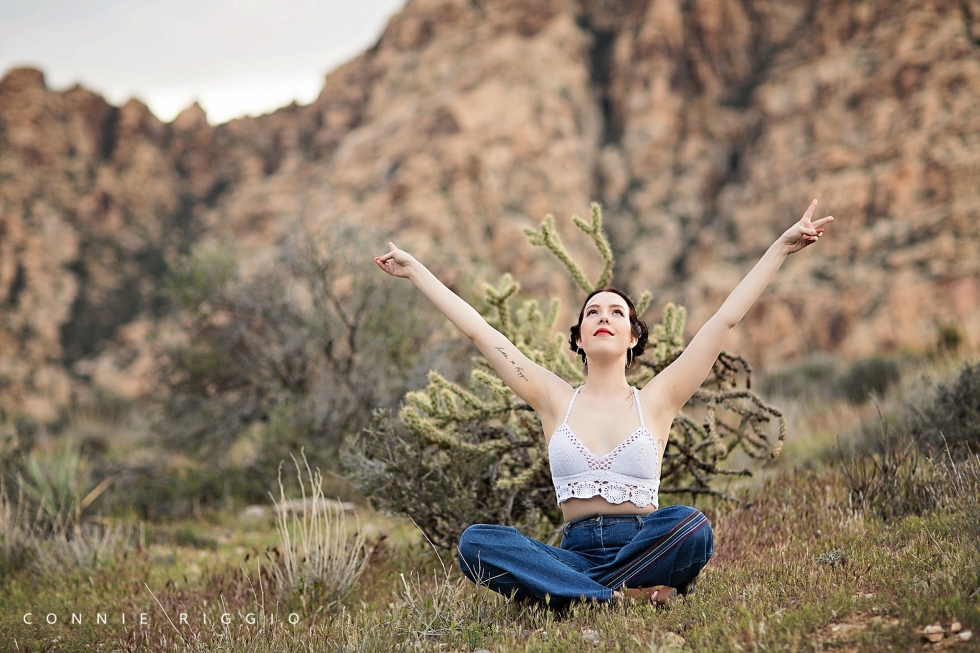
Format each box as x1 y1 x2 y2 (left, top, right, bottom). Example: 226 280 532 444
600 511 708 589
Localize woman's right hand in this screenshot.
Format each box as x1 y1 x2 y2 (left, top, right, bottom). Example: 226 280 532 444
374 242 417 279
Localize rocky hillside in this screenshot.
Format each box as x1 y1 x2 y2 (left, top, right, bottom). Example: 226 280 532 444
1 0 978 421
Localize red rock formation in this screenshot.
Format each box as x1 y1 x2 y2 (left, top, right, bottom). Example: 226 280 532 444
1 0 978 421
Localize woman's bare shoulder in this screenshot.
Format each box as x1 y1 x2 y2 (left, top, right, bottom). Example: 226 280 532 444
539 380 577 442
637 375 675 420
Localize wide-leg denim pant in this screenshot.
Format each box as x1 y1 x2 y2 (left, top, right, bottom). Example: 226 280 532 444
457 505 713 605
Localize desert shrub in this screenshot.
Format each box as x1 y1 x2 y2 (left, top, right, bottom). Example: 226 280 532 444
138 224 453 516
838 356 902 404
14 434 114 535
936 322 963 353
759 356 841 400
1 471 132 583
96 442 299 520
913 361 980 458
760 355 905 405
161 225 445 460
346 408 560 550
838 410 938 523
345 203 786 549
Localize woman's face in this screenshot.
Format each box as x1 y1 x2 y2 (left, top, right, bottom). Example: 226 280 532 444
577 291 637 357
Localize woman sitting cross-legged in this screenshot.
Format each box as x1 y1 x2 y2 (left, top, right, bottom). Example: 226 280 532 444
374 200 833 607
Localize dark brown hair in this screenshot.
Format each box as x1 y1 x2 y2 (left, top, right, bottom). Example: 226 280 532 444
568 287 649 370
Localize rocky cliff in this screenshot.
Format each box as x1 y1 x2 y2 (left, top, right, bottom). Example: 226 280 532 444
1 0 979 421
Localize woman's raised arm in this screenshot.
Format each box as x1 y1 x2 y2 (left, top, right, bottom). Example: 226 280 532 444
375 242 570 421
642 199 834 418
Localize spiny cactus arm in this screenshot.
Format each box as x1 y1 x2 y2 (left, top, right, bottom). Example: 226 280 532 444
695 388 787 459
542 298 560 331
669 437 749 476
671 413 706 442
400 404 516 456
483 275 520 338
429 405 512 429
640 303 688 369
471 367 511 397
722 413 780 459
634 290 652 318
400 404 477 451
659 416 704 481
496 454 547 490
713 413 775 459
570 203 614 290
707 352 754 389
422 382 496 424
405 389 433 414
524 215 593 293
543 334 585 383
640 351 681 376
628 366 654 387
514 300 537 348
675 452 753 498
427 370 482 408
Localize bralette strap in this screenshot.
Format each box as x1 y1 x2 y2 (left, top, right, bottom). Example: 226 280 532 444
563 386 582 424
633 386 645 429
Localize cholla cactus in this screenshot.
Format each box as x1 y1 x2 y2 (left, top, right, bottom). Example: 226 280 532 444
345 202 786 548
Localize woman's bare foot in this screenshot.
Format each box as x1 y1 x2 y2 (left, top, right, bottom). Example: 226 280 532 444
613 585 678 607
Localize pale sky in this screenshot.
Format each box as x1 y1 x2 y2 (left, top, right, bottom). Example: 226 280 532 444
0 0 408 124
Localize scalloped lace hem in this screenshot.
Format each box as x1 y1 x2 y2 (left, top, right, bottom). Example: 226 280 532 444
555 480 659 508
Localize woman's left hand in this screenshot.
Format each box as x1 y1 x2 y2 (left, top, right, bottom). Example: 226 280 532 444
780 199 834 254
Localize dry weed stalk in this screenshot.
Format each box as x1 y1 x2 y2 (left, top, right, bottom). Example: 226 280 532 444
266 450 375 608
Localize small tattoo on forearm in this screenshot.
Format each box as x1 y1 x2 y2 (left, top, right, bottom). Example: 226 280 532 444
495 347 528 380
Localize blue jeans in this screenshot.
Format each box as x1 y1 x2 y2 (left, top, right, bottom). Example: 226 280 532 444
457 505 713 605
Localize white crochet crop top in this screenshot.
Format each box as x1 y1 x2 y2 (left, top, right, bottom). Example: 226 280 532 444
548 386 660 508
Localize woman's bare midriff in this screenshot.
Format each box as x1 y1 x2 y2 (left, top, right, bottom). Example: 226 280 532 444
560 496 657 523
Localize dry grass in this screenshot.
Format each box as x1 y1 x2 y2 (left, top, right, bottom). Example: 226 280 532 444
262 450 377 611
1 477 133 580
4 457 978 651
2 354 979 651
